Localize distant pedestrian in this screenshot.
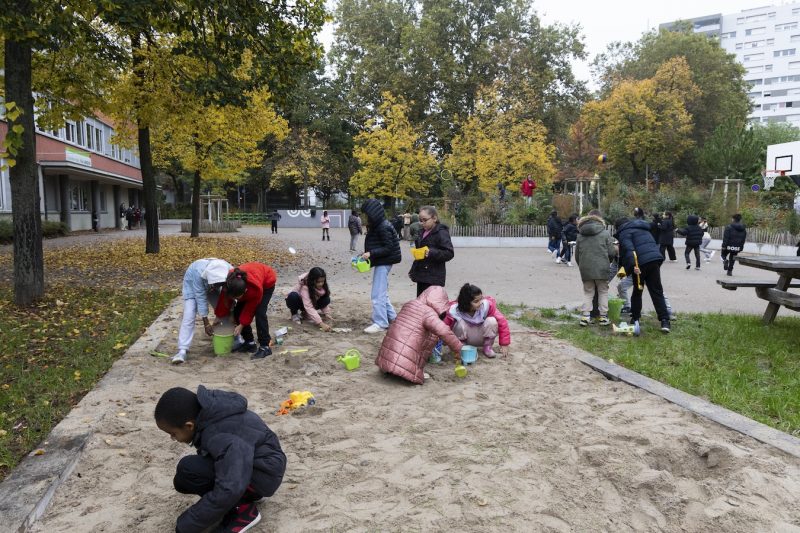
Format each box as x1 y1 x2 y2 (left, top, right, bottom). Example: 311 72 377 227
408 213 421 242
521 175 536 206
270 210 281 234
557 214 578 266
677 214 704 270
546 210 562 258
92 210 99 232
402 211 412 240
348 210 362 252
658 211 677 261
125 206 134 230
390 214 404 238
698 217 715 262
722 214 747 276
320 210 331 241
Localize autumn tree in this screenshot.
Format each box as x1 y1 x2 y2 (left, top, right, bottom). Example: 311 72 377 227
556 119 600 181
350 93 437 200
1 0 121 305
272 129 345 207
698 117 761 181
446 84 557 194
582 57 699 181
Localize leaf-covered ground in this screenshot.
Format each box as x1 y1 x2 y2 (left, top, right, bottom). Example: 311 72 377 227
0 234 300 479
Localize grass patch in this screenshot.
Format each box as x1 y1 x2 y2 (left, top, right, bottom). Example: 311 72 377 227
502 304 800 436
0 285 177 478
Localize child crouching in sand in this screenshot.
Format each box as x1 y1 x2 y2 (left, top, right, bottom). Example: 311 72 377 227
155 385 286 533
444 283 511 358
285 267 333 332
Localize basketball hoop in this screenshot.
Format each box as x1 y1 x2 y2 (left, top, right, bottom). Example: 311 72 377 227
763 170 785 190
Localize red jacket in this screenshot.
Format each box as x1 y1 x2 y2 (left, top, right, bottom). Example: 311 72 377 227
520 178 536 197
444 295 511 346
214 263 277 326
375 286 463 385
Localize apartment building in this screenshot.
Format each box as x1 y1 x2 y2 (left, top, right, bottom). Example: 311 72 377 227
0 107 143 231
660 2 800 126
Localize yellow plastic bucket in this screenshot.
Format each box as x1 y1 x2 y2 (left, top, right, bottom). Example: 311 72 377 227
411 246 428 260
351 257 371 273
212 333 234 356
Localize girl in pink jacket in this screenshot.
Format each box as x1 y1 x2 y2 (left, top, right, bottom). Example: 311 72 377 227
285 267 332 331
445 283 511 358
321 210 331 241
375 286 463 384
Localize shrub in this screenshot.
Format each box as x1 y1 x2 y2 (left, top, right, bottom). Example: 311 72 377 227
0 219 67 243
0 219 11 243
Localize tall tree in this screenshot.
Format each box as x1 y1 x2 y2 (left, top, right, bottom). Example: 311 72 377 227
349 92 437 200
582 58 699 180
1 0 120 306
698 117 761 181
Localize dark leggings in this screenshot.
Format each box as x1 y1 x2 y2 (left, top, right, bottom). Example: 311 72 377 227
234 286 274 347
285 291 331 316
630 261 669 322
322 228 330 239
685 245 700 267
174 454 283 500
659 244 676 261
271 220 278 233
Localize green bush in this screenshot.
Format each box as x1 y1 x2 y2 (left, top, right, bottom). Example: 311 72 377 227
0 219 11 243
0 219 67 243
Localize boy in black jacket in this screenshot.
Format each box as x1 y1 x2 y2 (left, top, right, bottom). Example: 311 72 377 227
677 214 704 270
557 214 578 266
155 386 286 533
722 214 747 276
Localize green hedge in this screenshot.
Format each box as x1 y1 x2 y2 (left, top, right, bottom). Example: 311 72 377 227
0 219 68 244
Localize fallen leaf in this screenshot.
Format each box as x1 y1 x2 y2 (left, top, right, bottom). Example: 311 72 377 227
113 343 126 350
33 449 45 456
118 412 127 417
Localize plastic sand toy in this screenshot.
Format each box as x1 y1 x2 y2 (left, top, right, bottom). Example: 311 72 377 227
277 390 315 415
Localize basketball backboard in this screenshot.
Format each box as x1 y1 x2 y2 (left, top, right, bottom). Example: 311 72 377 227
765 140 800 177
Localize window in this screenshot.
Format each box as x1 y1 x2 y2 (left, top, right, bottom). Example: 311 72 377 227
747 78 763 87
65 121 76 143
748 65 764 73
763 103 775 111
774 48 796 57
745 53 765 61
768 11 776 18
70 182 89 211
766 64 774 72
736 43 744 50
793 8 800 15
737 17 745 24
767 38 775 45
746 14 766 22
99 188 107 212
721 31 736 39
791 61 800 70
85 122 95 150
776 22 799 31
792 35 800 43
746 27 766 36
94 127 103 154
75 121 85 146
749 91 762 98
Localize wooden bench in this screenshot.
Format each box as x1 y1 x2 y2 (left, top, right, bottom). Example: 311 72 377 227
755 287 800 312
716 279 800 291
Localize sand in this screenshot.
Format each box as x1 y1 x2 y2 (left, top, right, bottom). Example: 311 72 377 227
22 228 800 531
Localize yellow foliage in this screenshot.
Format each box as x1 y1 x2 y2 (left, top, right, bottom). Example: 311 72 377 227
582 57 698 176
350 93 437 198
446 85 556 193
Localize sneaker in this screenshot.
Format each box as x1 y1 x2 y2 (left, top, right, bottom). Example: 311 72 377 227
251 346 272 360
291 313 302 324
241 486 265 504
555 257 562 264
685 264 691 270
727 271 733 276
620 306 631 314
709 250 715 260
660 319 671 333
597 315 611 326
579 315 591 327
723 259 729 271
171 351 186 365
364 323 386 334
220 502 261 533
233 341 257 353
566 261 572 267
695 267 701 271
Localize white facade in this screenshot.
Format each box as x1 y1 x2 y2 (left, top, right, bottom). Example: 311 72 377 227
661 2 800 126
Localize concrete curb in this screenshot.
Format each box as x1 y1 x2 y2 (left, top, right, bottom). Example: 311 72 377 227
565 345 800 459
0 297 183 532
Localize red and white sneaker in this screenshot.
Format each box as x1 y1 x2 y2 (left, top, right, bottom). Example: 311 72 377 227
221 502 261 532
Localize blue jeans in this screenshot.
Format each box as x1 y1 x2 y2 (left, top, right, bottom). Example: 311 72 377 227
548 237 561 254
371 265 397 328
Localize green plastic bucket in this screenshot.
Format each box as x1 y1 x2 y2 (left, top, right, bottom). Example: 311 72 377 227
607 298 625 324
212 333 234 356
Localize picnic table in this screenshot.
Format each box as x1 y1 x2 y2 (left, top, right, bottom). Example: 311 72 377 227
717 255 800 324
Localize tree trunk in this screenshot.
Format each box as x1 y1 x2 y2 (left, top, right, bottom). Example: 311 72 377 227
5 29 44 306
131 34 159 253
191 169 201 238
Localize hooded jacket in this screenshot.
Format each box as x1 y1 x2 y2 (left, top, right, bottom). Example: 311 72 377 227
409 222 454 286
575 215 616 282
616 219 664 274
182 258 232 317
375 286 463 384
722 222 747 251
177 386 286 533
348 213 362 235
214 262 277 326
658 216 675 246
362 199 402 266
547 214 563 239
676 215 704 246
562 221 578 243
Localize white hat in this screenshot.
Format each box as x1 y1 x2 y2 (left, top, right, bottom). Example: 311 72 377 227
203 259 232 285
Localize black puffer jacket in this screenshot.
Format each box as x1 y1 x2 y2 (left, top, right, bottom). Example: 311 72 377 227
722 222 747 252
177 386 286 533
615 219 664 274
348 213 362 235
677 215 704 246
562 222 578 243
547 215 563 240
409 223 454 286
658 217 675 245
362 199 402 266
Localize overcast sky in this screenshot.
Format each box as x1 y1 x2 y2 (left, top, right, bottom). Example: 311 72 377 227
321 0 789 88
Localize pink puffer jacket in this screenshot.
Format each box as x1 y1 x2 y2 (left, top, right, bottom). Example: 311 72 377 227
375 286 463 384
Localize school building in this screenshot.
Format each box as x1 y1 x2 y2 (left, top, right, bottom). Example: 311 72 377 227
0 109 143 231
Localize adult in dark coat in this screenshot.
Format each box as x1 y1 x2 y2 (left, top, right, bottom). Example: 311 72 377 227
658 211 676 261
409 205 455 296
615 217 671 333
546 210 563 256
155 385 286 533
721 213 747 276
361 199 402 332
650 213 662 243
677 214 704 270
